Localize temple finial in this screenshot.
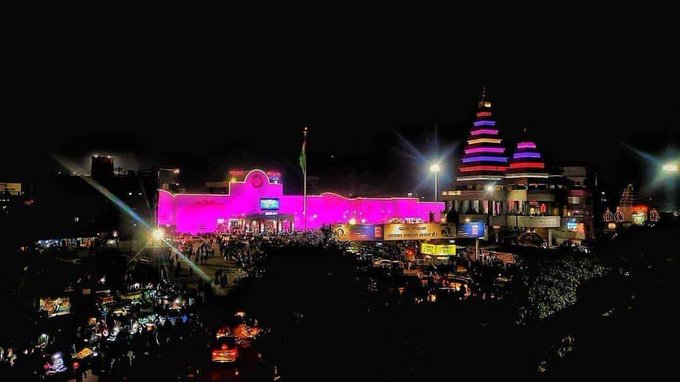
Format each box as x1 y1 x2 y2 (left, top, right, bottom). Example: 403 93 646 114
478 86 491 109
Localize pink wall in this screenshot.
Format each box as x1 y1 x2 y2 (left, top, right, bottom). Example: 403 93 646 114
158 169 444 233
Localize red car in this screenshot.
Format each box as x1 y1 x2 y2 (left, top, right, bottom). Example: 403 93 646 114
211 336 239 363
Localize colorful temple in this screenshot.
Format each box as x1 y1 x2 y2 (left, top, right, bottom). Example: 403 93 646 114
457 87 508 182
442 88 594 246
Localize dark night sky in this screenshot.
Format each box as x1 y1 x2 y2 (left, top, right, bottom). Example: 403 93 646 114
3 21 678 200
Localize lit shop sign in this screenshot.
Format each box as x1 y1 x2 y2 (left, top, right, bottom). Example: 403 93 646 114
567 221 578 231
421 243 456 256
456 222 485 238
260 198 280 210
349 224 383 241
437 245 456 255
508 216 561 228
421 243 435 254
383 223 451 241
492 252 516 264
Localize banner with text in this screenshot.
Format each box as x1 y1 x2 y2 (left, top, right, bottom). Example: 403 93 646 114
421 244 457 255
349 224 383 241
456 222 486 238
384 223 450 241
421 243 436 255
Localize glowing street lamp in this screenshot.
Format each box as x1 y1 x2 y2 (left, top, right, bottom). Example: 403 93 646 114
662 162 679 173
151 228 165 241
430 163 441 202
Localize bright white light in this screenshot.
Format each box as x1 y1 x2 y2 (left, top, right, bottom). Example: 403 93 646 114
430 163 441 173
485 185 494 192
348 218 357 225
152 228 165 240
662 162 679 173
173 169 180 174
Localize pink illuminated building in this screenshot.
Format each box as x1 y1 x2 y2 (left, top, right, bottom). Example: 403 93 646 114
158 169 444 234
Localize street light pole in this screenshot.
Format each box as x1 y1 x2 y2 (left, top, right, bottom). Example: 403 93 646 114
154 168 180 228
430 163 441 202
154 168 160 228
434 170 438 202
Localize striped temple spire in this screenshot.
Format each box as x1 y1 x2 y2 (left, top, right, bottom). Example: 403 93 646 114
457 87 508 181
505 128 548 179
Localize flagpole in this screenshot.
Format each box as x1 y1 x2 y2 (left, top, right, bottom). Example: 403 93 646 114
303 127 308 232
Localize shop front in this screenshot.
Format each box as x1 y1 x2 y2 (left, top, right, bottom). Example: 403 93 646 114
244 213 295 234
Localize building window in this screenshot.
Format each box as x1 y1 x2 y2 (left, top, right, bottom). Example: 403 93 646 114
74 217 79 223
568 196 581 204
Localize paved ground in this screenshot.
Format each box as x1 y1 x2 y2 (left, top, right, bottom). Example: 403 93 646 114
165 240 248 296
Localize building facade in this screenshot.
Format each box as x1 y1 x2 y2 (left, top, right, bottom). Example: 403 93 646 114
158 169 445 234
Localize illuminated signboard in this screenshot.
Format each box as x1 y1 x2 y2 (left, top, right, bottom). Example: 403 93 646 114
421 243 455 255
436 245 456 255
260 198 280 210
509 216 561 228
456 222 485 238
384 223 451 241
421 243 436 255
567 221 578 231
349 224 383 241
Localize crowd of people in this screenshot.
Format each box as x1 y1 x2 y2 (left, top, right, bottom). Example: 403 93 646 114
6 227 516 379
1 229 334 380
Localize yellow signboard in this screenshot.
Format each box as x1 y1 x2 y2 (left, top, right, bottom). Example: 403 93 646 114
421 243 436 255
436 245 456 255
421 243 456 256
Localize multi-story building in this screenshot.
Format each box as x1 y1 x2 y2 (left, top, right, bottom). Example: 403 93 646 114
441 89 594 246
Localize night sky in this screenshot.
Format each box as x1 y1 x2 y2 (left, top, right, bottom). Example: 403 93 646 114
4 24 678 201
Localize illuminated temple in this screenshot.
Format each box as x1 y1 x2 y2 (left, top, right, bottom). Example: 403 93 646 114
158 169 444 234
442 88 594 245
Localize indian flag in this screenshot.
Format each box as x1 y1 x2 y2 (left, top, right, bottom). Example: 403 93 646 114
299 137 306 175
